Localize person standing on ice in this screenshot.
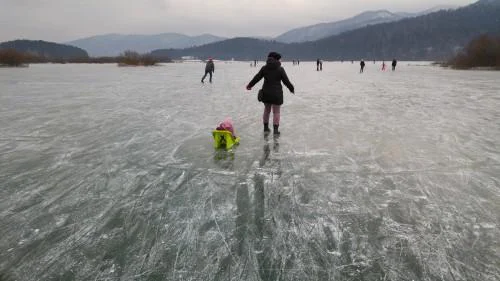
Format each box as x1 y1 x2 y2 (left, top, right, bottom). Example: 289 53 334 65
392 59 397 71
246 52 294 135
360 60 366 73
201 57 215 83
382 61 386 71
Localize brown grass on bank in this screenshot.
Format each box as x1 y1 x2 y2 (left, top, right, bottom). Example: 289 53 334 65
118 50 158 66
0 49 169 65
0 49 27 66
448 35 500 70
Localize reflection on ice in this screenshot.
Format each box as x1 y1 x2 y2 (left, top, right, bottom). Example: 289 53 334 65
0 62 499 280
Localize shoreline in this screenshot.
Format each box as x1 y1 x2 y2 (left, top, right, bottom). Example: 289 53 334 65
0 64 29 68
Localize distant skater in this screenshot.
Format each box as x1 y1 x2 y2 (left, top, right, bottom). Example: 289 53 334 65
201 57 215 83
382 61 386 71
392 59 397 71
315 59 323 71
360 60 365 73
246 52 295 135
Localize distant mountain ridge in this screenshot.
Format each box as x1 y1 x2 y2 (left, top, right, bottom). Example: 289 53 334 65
66 33 227 57
415 5 458 15
274 5 458 43
64 4 460 56
275 10 405 43
152 0 500 61
0 40 88 59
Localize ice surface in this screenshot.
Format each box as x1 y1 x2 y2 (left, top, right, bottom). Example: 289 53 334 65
0 62 499 280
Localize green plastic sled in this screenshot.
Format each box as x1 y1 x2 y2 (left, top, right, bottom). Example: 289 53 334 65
212 130 240 150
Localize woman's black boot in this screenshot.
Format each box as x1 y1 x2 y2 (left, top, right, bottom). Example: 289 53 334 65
273 125 280 135
264 123 271 133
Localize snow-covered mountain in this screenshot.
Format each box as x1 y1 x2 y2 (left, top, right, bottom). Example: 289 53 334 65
275 10 406 43
66 33 227 57
415 5 458 16
275 6 458 43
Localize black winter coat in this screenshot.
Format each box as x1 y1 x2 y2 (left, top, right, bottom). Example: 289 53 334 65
205 60 214 72
247 57 294 105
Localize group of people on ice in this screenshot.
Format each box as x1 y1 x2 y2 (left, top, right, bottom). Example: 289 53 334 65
202 55 398 137
360 59 397 73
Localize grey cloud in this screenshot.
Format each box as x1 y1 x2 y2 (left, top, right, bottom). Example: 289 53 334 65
0 0 478 42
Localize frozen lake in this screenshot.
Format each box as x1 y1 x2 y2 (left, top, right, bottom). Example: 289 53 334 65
0 62 499 281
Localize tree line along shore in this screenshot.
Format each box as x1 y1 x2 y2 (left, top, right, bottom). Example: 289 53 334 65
0 49 170 67
1 35 499 69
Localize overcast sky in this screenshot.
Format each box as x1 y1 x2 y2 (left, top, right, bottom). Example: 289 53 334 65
0 0 477 42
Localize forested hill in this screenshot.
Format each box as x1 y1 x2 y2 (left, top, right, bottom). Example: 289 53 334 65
151 38 287 61
291 0 500 60
151 0 500 61
0 40 89 59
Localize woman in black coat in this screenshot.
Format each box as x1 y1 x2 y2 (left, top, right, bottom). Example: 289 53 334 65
246 52 294 135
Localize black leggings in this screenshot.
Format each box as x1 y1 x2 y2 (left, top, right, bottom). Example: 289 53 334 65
201 71 212 82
